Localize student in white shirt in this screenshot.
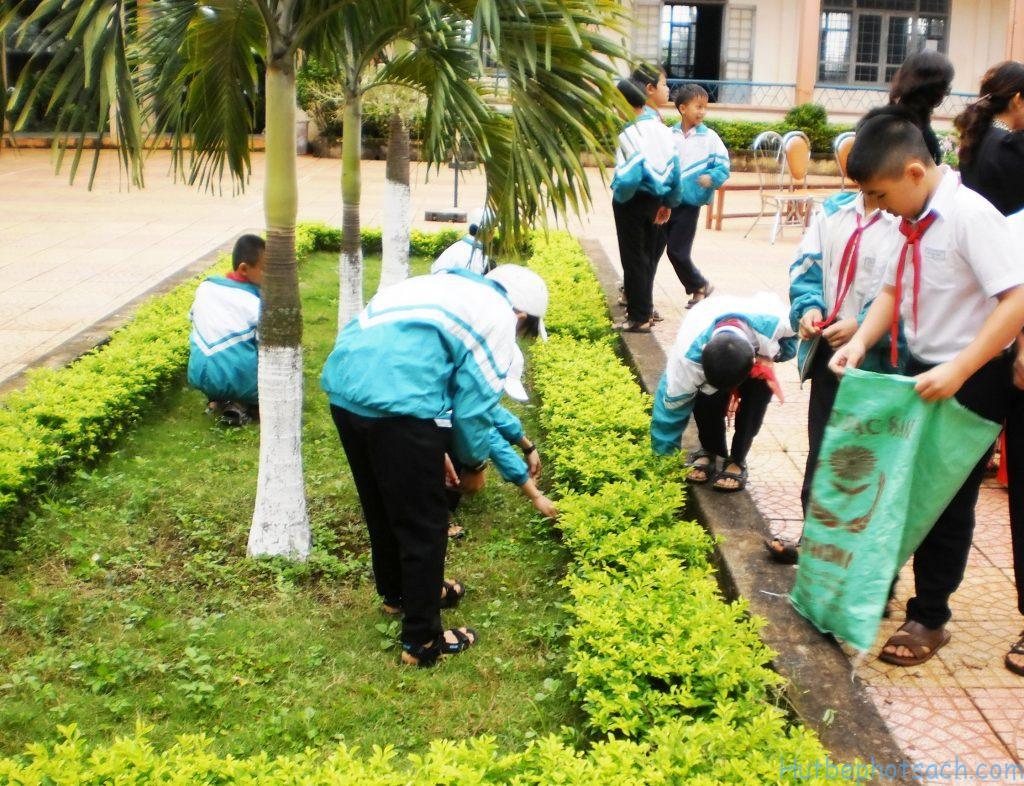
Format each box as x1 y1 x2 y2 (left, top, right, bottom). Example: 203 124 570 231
768 190 904 564
430 208 492 276
830 106 1024 667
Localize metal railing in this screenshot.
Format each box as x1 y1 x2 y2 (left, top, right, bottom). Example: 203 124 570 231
813 83 974 116
666 79 796 108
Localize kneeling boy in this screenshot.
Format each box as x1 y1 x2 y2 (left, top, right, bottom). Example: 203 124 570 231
187 234 264 426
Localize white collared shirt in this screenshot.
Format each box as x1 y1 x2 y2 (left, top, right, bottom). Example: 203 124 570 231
883 167 1024 364
802 193 903 322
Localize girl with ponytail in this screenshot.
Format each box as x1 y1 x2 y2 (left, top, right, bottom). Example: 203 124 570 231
955 61 1024 216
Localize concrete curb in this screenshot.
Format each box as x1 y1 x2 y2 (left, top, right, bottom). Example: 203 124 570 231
0 237 240 398
582 238 914 783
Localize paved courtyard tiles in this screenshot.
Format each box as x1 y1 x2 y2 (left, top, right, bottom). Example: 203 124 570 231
4 148 1023 772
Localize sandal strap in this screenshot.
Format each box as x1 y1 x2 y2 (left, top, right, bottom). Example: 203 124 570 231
1010 632 1024 656
441 627 477 654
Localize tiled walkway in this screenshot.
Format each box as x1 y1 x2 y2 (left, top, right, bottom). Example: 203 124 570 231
2 148 1022 776
594 194 1024 780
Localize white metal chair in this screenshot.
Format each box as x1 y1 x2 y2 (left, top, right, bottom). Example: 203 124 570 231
744 130 816 244
833 131 856 191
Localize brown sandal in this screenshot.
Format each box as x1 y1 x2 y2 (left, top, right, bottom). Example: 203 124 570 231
879 620 950 666
765 537 800 565
1006 630 1024 677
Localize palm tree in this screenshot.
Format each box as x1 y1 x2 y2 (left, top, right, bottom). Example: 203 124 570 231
310 0 629 326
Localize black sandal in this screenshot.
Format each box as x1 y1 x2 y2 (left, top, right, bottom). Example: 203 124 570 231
684 450 717 484
220 401 251 427
440 579 465 609
765 537 800 565
617 320 653 334
1006 630 1024 677
712 460 747 493
401 627 479 667
686 283 715 309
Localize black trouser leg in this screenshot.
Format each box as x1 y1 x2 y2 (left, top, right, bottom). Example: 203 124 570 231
331 405 449 646
904 356 1012 629
613 194 660 324
730 377 772 465
693 388 731 459
1005 387 1024 617
802 343 839 517
663 204 708 295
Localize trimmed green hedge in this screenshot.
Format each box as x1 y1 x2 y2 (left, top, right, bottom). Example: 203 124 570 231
0 230 833 783
0 224 459 528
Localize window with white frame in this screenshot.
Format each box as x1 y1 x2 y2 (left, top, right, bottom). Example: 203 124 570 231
817 0 949 85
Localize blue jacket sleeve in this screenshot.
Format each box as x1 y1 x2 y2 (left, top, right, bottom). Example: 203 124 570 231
708 131 730 189
650 373 696 456
489 428 529 485
491 405 524 445
451 353 506 467
788 212 828 329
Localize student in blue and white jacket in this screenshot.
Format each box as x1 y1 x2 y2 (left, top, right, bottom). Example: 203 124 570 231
611 66 684 333
658 83 730 308
430 208 493 276
321 264 548 668
651 293 796 492
187 234 264 426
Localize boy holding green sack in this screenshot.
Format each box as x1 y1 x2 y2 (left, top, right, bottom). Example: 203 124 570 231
827 106 1024 665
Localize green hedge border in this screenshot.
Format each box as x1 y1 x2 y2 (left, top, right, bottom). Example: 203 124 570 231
0 230 834 783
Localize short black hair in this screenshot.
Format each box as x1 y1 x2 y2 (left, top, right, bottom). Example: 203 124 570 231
630 64 663 89
232 234 266 271
617 78 648 108
701 332 754 391
673 83 708 107
847 106 934 183
519 314 541 340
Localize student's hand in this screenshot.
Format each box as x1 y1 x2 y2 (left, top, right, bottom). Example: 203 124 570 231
822 318 859 350
531 494 559 520
460 468 487 494
1014 335 1024 390
799 309 823 340
914 361 968 401
828 337 866 377
654 206 672 225
526 450 542 479
444 454 460 488
697 174 713 188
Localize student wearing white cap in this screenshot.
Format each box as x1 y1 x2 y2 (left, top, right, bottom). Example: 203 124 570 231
430 208 494 276
321 264 548 667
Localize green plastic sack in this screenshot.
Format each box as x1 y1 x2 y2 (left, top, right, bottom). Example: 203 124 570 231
790 367 1000 651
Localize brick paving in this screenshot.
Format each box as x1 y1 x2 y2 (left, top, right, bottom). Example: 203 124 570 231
2 148 1022 776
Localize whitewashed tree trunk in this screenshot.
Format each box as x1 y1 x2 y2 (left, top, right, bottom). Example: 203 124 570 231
248 345 310 559
338 95 364 326
378 111 411 293
248 62 310 560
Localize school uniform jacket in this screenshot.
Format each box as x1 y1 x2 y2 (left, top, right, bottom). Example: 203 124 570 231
430 234 489 276
672 123 730 207
434 404 529 486
321 269 517 467
651 293 797 456
610 107 685 207
187 277 261 404
884 167 1024 365
789 191 905 379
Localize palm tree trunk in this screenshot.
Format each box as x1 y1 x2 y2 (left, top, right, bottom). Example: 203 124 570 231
338 94 363 326
248 60 310 560
378 109 411 293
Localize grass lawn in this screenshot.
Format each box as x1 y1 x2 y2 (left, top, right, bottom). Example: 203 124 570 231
0 252 580 757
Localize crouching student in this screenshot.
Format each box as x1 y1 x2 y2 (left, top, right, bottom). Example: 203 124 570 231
829 106 1024 667
767 190 904 564
187 234 265 426
651 293 796 492
321 264 548 667
431 208 493 276
442 346 557 539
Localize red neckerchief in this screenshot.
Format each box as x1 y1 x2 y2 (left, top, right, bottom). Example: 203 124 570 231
892 211 939 366
714 317 747 332
727 358 783 426
815 211 882 329
227 271 248 283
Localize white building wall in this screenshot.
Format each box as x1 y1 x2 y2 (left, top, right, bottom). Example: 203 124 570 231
948 0 1008 94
